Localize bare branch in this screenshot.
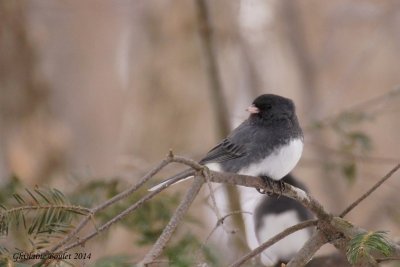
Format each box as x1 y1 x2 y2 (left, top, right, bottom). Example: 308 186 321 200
139 176 204 265
60 173 187 253
50 153 175 252
340 163 400 217
208 171 330 220
34 154 399 267
306 140 400 165
376 257 400 263
203 168 222 220
334 86 400 118
50 157 330 266
202 210 253 246
229 219 317 267
170 155 204 170
192 210 253 265
286 230 328 267
307 86 400 131
49 211 91 252
2 204 90 215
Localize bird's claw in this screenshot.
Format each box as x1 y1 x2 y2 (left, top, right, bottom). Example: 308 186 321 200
258 176 286 197
256 187 267 194
277 180 286 197
257 176 273 195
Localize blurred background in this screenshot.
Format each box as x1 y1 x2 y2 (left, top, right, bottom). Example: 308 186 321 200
1 0 400 266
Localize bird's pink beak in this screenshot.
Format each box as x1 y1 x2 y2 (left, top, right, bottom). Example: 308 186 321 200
246 104 260 114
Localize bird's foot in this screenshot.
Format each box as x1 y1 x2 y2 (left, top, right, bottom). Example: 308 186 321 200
257 176 286 197
257 176 275 196
277 179 286 197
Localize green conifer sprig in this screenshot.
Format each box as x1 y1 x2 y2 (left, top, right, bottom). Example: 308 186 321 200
0 186 90 251
347 230 393 264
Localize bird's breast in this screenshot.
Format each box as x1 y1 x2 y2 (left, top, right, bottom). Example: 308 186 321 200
237 138 303 180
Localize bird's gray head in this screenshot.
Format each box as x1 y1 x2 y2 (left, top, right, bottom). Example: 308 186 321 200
247 94 296 122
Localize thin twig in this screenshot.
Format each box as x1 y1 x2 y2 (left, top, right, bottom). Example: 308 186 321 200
2 205 90 214
307 140 400 164
50 154 174 252
170 155 204 170
229 219 318 267
32 173 186 267
203 168 222 220
51 155 204 254
139 176 204 265
336 86 400 117
340 163 400 217
286 230 328 267
307 86 400 131
61 174 187 252
49 212 92 252
203 210 253 246
376 257 400 263
194 211 253 264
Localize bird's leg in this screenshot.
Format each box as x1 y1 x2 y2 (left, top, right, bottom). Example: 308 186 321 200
258 176 276 196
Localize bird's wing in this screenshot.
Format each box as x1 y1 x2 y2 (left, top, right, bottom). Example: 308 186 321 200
200 138 247 164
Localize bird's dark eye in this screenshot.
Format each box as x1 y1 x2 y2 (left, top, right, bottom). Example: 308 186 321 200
265 104 272 110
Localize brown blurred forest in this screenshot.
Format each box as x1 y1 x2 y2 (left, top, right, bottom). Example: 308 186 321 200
1 0 400 266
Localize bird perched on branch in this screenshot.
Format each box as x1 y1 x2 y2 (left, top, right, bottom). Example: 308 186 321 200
149 94 303 192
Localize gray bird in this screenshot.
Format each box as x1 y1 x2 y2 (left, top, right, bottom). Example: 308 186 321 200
150 94 303 191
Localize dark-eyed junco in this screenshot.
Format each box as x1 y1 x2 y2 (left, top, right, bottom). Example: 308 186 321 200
149 94 303 192
254 174 313 266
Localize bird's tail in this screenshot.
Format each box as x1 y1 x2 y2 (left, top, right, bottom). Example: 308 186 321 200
148 169 196 192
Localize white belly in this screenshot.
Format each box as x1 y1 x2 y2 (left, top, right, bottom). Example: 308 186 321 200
238 138 303 180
